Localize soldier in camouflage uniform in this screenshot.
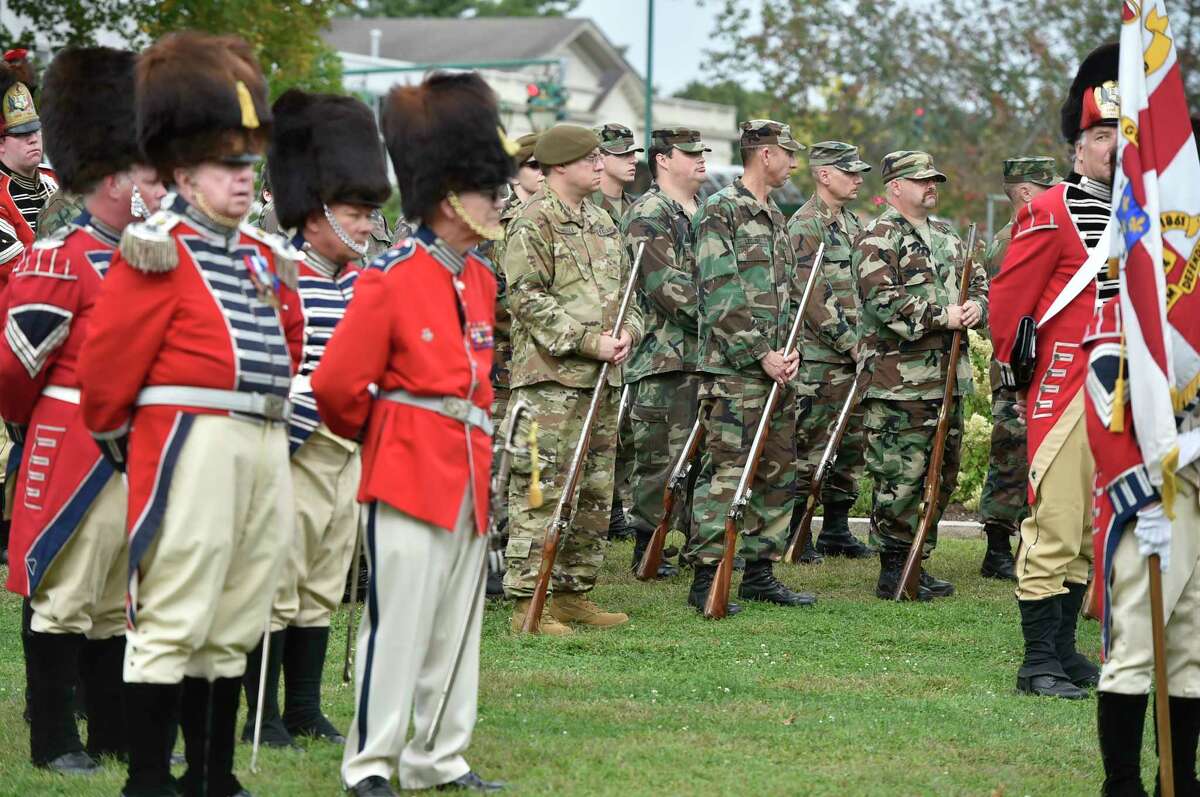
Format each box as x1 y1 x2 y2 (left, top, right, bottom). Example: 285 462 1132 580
978 157 1059 581
501 124 644 635
34 189 85 240
623 128 711 579
590 122 642 227
787 141 874 562
686 120 815 613
854 151 987 601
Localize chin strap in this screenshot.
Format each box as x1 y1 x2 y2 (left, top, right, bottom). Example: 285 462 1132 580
323 204 368 257
193 187 244 229
448 191 504 242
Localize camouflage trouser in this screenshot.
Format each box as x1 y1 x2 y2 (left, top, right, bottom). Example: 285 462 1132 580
686 377 797 566
979 386 1029 532
627 371 701 535
862 398 963 555
490 384 512 536
502 382 618 597
795 360 864 508
615 385 634 510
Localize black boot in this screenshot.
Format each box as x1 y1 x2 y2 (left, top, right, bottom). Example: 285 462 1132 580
607 495 633 541
1057 582 1100 688
1157 696 1200 797
786 502 824 564
122 681 183 797
26 629 97 773
282 626 344 743
980 522 1018 581
738 560 816 606
686 564 741 616
485 567 505 600
630 529 679 578
81 635 129 760
1016 597 1087 699
240 629 295 748
815 501 874 558
180 677 248 797
1099 691 1150 796
919 568 956 598
875 549 932 601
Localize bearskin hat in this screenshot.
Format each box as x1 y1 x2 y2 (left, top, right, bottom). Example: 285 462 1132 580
136 31 272 178
267 89 392 231
381 71 514 221
1061 42 1119 143
40 47 139 195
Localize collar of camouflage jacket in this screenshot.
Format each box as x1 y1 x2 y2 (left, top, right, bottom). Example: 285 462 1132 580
542 183 589 228
732 177 785 223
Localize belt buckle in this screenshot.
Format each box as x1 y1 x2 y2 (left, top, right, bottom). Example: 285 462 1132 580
262 394 287 421
442 396 471 423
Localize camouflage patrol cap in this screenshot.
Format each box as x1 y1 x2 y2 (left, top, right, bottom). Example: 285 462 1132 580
593 122 643 155
514 132 539 166
651 127 711 154
808 141 871 172
739 120 803 152
534 123 600 166
880 150 946 183
1002 156 1060 186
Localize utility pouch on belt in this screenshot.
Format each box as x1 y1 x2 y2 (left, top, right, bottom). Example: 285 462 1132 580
1011 315 1037 388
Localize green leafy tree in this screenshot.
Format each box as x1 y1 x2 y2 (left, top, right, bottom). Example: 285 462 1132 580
348 0 579 16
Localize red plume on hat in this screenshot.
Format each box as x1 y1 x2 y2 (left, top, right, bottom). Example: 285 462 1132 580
1061 42 1119 143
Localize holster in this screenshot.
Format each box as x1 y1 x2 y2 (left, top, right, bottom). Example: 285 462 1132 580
1011 315 1037 388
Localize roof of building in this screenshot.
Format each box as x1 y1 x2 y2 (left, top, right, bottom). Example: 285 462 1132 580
323 17 593 65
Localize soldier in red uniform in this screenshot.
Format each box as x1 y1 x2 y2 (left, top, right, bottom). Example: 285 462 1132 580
78 32 295 797
0 45 166 777
0 64 57 286
312 71 510 796
239 88 391 750
990 43 1117 700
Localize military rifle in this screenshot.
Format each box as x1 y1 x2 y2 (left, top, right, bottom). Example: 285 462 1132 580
522 243 644 633
341 528 363 684
635 417 705 581
895 225 977 601
705 244 825 620
783 358 867 564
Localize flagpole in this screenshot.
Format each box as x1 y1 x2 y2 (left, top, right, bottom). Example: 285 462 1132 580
1149 553 1174 797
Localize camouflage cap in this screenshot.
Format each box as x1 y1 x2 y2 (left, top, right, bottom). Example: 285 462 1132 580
1002 156 1060 186
593 122 643 155
534 123 600 166
808 140 871 172
651 127 711 154
739 119 803 152
880 150 946 183
514 132 540 166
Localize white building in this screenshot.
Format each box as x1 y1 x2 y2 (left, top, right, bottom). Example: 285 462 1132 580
323 17 738 166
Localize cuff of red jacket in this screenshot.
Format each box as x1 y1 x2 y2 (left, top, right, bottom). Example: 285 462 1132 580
1106 464 1160 533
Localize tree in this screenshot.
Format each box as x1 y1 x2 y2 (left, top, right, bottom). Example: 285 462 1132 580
674 79 776 161
348 0 579 17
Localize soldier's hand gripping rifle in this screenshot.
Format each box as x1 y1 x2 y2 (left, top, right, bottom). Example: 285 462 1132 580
635 417 705 581
895 225 977 601
522 243 645 633
705 244 825 620
783 357 867 563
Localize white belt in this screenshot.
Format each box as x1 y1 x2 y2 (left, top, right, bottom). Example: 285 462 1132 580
379 388 493 435
41 385 81 404
136 386 291 422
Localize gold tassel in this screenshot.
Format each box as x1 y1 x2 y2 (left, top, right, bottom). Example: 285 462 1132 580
528 421 543 508
236 81 260 129
1106 256 1119 281
120 224 178 273
1111 332 1127 432
1162 447 1180 520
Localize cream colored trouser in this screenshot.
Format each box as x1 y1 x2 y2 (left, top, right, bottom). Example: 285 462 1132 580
1016 393 1094 600
124 414 293 683
1100 478 1200 696
272 430 362 631
30 474 127 639
341 494 485 791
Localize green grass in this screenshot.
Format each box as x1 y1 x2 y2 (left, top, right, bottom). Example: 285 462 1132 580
0 539 1149 795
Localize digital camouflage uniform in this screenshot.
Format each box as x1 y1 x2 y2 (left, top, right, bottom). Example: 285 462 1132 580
501 183 643 598
478 194 522 425
854 152 988 558
34 189 85 241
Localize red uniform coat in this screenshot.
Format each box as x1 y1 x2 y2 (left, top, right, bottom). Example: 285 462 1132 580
990 183 1096 498
0 166 58 286
312 227 495 535
78 194 295 584
0 212 118 595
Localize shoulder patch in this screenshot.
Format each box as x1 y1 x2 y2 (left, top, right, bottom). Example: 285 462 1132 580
368 239 417 273
240 223 300 290
120 209 181 273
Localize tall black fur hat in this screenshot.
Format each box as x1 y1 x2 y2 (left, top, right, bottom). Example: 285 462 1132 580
267 89 392 230
136 31 272 177
41 47 138 194
381 71 514 221
1061 42 1119 143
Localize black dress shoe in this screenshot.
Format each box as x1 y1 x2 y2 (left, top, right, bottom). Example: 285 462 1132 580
1017 673 1088 700
919 569 955 598
349 776 397 797
436 771 505 792
44 750 100 775
980 548 1018 581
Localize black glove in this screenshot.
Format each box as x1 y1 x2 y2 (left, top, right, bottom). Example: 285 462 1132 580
95 434 129 473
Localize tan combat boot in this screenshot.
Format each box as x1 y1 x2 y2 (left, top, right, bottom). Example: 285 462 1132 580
549 593 629 628
510 598 573 636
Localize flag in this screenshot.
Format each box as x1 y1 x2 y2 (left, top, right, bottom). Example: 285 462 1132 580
1115 0 1200 514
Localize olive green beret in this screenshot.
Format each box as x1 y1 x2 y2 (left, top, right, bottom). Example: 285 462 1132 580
533 124 600 166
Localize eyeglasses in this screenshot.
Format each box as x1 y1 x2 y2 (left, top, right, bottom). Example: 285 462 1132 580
580 153 604 166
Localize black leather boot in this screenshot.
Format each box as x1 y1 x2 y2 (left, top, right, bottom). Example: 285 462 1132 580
81 635 129 760
1057 582 1100 688
1099 691 1149 796
815 500 874 558
686 564 741 616
630 528 679 578
1017 597 1087 699
282 626 344 743
607 495 633 541
875 549 932 601
1155 696 1200 797
122 681 183 797
980 522 1018 581
27 630 96 773
240 629 295 748
180 677 249 797
738 560 816 606
919 568 956 598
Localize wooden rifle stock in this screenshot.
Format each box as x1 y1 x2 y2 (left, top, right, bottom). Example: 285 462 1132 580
636 418 704 580
895 225 977 600
522 243 644 633
704 244 825 619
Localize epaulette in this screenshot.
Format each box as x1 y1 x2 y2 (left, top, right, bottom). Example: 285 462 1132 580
31 225 70 250
120 209 181 273
1012 200 1057 239
240 223 300 290
368 238 416 274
